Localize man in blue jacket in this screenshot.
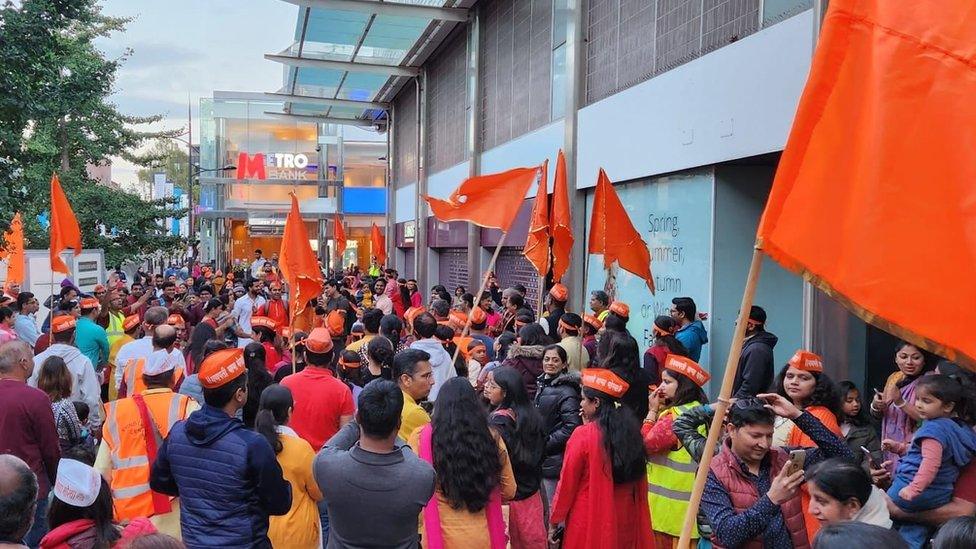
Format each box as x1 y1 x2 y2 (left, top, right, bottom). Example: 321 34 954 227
671 296 708 362
150 348 291 548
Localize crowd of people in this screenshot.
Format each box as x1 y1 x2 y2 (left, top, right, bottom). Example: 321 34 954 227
0 252 975 549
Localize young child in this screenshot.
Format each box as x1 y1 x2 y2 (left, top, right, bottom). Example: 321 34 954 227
884 374 976 548
838 380 882 459
72 401 96 453
466 340 489 388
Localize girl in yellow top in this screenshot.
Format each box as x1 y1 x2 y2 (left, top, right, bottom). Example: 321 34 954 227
255 384 323 549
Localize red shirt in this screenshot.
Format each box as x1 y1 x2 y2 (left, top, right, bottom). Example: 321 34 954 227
0 380 60 497
954 460 976 503
280 367 354 450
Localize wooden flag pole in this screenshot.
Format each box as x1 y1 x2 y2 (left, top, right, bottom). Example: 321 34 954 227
452 230 509 365
677 245 764 549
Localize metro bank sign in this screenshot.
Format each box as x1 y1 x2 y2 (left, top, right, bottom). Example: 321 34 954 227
236 152 314 181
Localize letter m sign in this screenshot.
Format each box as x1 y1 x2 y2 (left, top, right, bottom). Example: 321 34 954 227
237 153 266 180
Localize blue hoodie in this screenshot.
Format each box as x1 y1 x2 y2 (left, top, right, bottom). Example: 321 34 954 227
675 320 708 362
889 417 976 507
150 404 291 548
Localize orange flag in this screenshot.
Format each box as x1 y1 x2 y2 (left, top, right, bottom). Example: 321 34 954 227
757 0 976 365
2 213 25 284
426 166 539 231
333 214 346 257
588 169 654 293
49 174 82 273
550 150 573 282
280 194 323 321
523 159 550 277
370 223 387 266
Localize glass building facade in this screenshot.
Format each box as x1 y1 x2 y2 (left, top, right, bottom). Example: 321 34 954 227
197 92 387 271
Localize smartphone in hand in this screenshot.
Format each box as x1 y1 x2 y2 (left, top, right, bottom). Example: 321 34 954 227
785 449 806 476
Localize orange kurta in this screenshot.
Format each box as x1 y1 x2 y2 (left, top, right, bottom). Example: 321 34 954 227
788 405 842 543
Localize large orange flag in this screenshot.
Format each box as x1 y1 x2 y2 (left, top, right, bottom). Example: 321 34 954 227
49 174 82 273
588 169 654 293
523 159 550 277
370 223 387 266
2 213 25 284
280 194 323 320
333 214 346 257
550 150 573 282
425 166 539 231
757 0 976 365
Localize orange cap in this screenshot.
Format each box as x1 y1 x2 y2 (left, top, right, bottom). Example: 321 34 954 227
470 306 487 325
582 314 603 330
279 326 293 340
198 348 246 389
80 297 100 310
338 357 361 369
166 314 185 327
404 306 426 324
51 315 77 334
449 310 468 328
548 283 569 302
302 327 334 354
581 369 630 399
609 301 630 319
788 350 824 373
664 354 711 387
251 316 277 331
93 284 106 293
122 315 141 332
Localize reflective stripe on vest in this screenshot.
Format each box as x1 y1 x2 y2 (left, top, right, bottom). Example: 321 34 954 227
124 358 184 397
105 392 191 521
647 401 704 537
107 311 125 339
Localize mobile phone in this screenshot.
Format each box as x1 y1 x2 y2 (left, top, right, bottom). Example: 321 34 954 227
785 449 806 476
873 387 883 397
861 446 881 469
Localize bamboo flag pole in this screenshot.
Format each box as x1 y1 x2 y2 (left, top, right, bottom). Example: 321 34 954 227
677 245 764 549
452 230 510 365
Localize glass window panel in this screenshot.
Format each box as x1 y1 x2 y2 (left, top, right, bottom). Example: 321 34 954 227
550 43 567 120
762 0 812 26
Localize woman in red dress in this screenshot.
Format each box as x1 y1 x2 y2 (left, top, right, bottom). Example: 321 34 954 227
548 369 655 549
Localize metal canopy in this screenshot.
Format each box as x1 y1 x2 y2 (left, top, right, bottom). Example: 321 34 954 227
270 0 466 126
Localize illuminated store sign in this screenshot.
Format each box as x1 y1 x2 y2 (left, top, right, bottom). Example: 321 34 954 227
236 152 313 181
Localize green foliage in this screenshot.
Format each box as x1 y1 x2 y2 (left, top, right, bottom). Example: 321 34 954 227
0 0 186 265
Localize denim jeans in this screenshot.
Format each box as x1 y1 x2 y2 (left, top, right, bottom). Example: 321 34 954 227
23 494 49 548
318 499 330 548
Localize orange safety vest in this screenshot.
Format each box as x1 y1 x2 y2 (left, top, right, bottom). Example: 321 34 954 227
121 357 185 398
102 390 192 520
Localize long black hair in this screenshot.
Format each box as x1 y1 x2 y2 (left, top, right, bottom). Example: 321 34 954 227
254 384 294 455
495 332 517 362
489 366 545 467
775 364 842 421
48 476 119 548
652 316 688 356
517 323 551 347
431 378 502 512
662 369 707 408
380 314 402 350
582 386 645 484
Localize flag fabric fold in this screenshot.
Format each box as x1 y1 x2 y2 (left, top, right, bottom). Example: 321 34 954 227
550 150 573 283
756 0 976 365
523 159 550 277
425 167 539 231
2 213 25 284
371 223 387 266
49 174 82 273
333 214 347 257
588 169 654 293
280 194 323 321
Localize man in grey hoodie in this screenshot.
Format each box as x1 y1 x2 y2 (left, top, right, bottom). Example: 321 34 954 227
408 312 454 402
315 380 435 549
29 316 103 430
671 296 708 362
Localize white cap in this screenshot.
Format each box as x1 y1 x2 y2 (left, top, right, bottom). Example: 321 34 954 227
54 459 101 507
143 349 180 376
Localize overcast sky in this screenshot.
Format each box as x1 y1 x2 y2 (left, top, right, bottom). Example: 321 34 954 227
97 0 298 189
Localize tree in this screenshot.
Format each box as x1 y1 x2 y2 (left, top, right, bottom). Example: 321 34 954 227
137 138 200 202
0 0 186 266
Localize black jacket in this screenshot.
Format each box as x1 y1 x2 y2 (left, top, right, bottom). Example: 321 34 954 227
534 371 582 479
488 409 544 501
502 344 546 399
733 330 778 399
